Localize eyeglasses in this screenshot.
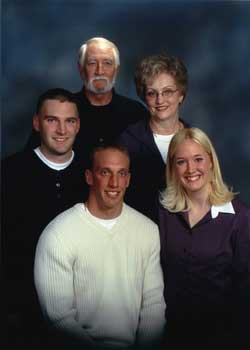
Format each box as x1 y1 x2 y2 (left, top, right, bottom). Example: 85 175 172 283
145 88 179 100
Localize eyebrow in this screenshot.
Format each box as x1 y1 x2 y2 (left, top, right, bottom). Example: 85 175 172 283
87 57 114 61
44 115 78 119
176 153 204 159
147 86 177 91
97 167 129 172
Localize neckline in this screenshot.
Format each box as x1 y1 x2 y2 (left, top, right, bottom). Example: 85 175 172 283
149 119 183 135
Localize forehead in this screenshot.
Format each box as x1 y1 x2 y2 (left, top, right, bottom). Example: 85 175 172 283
40 99 78 117
86 43 115 60
147 72 177 89
93 149 129 169
175 139 207 157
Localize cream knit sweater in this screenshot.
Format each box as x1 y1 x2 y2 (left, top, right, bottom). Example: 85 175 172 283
34 203 166 349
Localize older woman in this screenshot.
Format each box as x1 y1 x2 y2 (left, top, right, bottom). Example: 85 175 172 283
118 54 189 222
159 127 250 346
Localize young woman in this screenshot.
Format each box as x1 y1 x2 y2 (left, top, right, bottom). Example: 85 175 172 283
159 127 250 346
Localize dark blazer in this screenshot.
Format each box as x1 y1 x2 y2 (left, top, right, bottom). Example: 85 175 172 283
117 118 190 223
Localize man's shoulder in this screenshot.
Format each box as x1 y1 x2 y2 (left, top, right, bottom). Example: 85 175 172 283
54 203 82 221
3 148 33 161
66 156 86 172
36 205 82 252
123 204 158 230
43 204 82 235
2 149 35 170
113 92 147 111
122 205 160 251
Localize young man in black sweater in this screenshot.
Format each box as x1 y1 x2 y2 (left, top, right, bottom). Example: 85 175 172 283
2 88 87 349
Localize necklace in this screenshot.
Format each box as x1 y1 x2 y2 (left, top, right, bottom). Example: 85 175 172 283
150 119 183 135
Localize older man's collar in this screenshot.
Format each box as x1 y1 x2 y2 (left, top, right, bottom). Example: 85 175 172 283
211 201 235 219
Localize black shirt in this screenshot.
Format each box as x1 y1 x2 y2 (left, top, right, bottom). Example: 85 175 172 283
2 149 87 328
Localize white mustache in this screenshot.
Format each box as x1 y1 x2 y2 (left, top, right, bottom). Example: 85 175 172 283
91 76 109 82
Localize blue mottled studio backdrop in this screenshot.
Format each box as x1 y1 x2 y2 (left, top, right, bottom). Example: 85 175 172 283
2 0 250 204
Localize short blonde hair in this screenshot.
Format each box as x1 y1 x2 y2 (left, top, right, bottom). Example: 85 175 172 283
161 127 236 212
78 37 120 68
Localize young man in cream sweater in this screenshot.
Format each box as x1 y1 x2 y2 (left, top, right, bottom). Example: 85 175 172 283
34 144 166 349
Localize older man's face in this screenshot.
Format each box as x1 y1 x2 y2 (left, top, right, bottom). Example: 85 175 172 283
81 43 119 94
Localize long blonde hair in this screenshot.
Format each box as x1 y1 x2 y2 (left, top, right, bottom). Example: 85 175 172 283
160 127 236 212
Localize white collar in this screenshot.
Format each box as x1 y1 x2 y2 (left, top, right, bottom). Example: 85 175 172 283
83 204 119 230
211 201 235 219
34 147 74 170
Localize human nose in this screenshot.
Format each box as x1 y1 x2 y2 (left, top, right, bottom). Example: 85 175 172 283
56 121 66 134
155 92 164 104
95 62 104 75
186 160 195 173
109 174 118 187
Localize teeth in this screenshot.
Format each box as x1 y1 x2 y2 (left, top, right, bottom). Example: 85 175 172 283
186 175 200 181
106 191 119 197
54 138 66 142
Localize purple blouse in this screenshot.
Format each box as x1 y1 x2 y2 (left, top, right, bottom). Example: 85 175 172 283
159 198 250 343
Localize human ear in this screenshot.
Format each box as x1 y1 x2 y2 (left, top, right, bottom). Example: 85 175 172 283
85 169 93 186
115 64 120 75
179 94 184 105
76 118 80 134
33 115 40 132
126 173 131 188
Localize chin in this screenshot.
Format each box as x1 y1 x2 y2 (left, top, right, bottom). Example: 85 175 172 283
93 87 111 95
54 150 71 157
186 185 205 194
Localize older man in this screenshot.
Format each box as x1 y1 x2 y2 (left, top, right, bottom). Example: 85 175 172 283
27 37 148 160
73 37 148 159
34 144 166 350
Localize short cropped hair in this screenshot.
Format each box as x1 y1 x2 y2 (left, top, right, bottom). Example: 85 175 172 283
160 127 236 212
135 54 188 102
36 88 78 115
78 37 120 68
87 143 130 170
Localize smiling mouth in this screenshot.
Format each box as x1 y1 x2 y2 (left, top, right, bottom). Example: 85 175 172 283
105 191 120 198
156 106 168 110
93 78 107 83
53 137 68 142
185 175 201 182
